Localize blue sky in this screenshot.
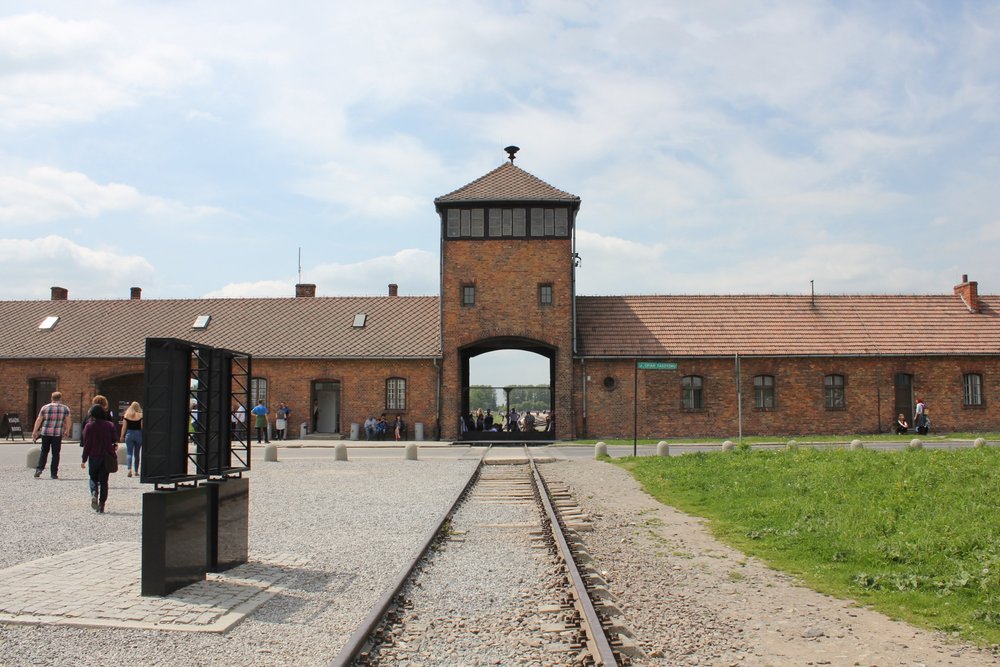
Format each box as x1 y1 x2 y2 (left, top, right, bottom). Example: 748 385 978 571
2 2 999 384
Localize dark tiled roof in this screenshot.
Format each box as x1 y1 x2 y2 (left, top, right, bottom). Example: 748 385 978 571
0 296 440 359
435 163 580 203
576 294 1000 357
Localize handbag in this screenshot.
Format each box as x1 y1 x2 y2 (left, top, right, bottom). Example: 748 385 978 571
104 452 119 473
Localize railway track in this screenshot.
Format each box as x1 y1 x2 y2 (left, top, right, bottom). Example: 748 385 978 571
330 446 639 666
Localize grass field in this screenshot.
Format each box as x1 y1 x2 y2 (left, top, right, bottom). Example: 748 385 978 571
614 446 1000 647
575 432 1000 445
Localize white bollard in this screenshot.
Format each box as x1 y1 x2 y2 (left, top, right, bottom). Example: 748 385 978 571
595 442 607 459
656 441 670 457
264 443 278 462
850 439 864 450
722 440 735 452
974 437 986 448
909 438 923 449
334 443 348 461
404 443 418 460
26 447 40 469
786 439 799 450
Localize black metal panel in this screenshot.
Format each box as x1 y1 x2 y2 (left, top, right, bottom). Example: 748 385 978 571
206 478 249 572
141 487 210 596
142 339 196 484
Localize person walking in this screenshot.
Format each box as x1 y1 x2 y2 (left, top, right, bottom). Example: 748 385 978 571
119 401 143 477
251 400 270 443
80 396 117 513
31 391 72 479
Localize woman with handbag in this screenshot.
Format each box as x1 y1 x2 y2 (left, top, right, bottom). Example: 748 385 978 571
80 395 118 514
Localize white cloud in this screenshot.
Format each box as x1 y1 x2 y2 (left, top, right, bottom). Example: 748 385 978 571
0 235 153 299
0 165 221 225
203 280 291 299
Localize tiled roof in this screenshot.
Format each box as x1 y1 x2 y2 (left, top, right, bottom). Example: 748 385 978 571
435 163 580 203
576 294 1000 357
0 296 440 360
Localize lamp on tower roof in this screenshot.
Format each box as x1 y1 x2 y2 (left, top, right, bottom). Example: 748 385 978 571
504 145 519 164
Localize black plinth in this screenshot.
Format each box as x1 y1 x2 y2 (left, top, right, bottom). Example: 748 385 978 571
206 477 249 572
142 486 210 596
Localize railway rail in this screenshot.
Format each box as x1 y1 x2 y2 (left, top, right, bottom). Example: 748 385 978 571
330 446 638 666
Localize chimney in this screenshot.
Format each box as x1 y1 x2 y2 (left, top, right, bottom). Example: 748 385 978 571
50 286 68 300
388 283 398 297
295 283 316 298
130 287 142 300
954 275 979 313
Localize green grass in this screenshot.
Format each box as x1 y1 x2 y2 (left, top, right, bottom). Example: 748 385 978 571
614 447 1000 647
571 432 1000 445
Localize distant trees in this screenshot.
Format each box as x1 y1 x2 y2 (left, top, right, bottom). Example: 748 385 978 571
468 384 551 413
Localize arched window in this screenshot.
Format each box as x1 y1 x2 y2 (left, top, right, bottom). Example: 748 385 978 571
681 375 704 410
753 375 775 409
386 377 406 410
963 373 983 406
824 374 845 410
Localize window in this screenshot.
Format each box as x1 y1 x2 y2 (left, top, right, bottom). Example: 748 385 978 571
682 375 703 410
963 373 983 406
824 374 845 409
443 206 570 238
471 208 485 237
352 313 367 328
251 377 267 405
754 375 775 409
462 285 475 307
447 209 460 237
539 284 553 306
386 378 406 410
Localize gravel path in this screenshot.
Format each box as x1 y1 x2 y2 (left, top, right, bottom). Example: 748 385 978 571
542 459 1000 667
0 457 476 667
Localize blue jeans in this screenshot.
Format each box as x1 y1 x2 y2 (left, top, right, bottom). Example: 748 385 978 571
36 435 62 477
125 430 142 473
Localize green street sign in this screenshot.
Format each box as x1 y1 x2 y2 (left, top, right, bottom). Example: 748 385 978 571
637 361 677 370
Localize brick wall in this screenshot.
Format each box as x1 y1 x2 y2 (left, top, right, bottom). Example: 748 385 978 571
440 236 576 439
575 355 1000 439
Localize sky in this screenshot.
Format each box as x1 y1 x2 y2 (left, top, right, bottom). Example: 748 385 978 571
2 2 999 386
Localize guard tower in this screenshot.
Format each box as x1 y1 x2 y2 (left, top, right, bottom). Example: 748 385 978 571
435 147 581 440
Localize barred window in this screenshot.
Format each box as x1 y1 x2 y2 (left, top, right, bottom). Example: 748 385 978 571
250 377 267 405
824 374 845 409
963 373 983 406
754 375 775 409
681 375 703 410
462 285 475 307
539 284 553 306
386 378 406 411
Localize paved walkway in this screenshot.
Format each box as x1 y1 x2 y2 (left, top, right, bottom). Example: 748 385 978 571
0 543 311 633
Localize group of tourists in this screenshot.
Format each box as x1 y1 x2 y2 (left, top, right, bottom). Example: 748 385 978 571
894 397 931 435
460 408 553 433
238 400 292 444
31 391 142 514
363 414 405 440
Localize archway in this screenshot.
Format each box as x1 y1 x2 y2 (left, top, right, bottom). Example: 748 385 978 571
460 337 555 441
97 373 144 423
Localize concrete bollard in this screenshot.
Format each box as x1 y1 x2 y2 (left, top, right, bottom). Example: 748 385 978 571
595 442 607 459
26 447 40 469
656 441 670 457
404 443 418 461
974 437 986 448
334 443 348 461
722 440 734 452
850 439 863 450
909 438 923 449
786 439 799 450
264 443 278 462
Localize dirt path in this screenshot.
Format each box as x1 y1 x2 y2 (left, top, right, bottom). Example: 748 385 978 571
543 459 999 667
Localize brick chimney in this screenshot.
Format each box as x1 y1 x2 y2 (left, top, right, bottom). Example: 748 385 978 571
954 274 979 312
50 286 68 300
295 283 316 298
388 283 398 297
130 287 142 300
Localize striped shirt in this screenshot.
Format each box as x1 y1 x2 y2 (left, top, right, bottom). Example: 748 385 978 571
37 402 70 437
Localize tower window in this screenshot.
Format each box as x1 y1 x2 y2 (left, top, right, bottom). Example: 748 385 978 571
462 285 476 307
539 284 553 306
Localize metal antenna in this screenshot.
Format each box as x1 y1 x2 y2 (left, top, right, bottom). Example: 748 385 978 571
298 247 302 284
810 279 815 306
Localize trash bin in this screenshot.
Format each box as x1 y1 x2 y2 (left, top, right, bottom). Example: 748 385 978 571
349 423 360 441
414 422 424 441
300 422 308 439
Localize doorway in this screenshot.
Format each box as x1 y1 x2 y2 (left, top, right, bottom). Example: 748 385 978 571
30 378 57 420
313 381 340 433
894 373 913 424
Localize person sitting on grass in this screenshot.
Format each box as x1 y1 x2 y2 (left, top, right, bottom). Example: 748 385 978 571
895 413 909 434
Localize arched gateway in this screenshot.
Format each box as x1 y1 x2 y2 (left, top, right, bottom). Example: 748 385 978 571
435 147 581 441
